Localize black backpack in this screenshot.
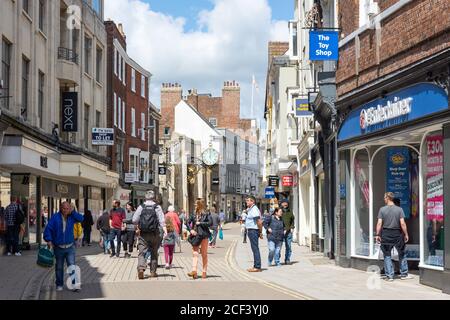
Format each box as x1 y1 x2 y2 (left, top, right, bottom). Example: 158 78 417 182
139 204 159 233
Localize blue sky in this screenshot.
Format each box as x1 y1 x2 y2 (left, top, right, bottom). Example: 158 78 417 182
142 0 293 31
106 0 290 123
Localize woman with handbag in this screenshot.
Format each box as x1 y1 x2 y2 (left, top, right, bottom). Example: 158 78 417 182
186 199 212 280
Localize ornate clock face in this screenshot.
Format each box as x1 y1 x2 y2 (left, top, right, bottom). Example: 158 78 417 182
202 148 219 166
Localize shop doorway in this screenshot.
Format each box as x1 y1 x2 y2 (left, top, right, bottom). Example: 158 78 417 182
372 146 420 261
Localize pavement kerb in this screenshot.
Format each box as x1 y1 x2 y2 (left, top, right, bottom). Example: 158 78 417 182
226 239 316 300
21 265 54 300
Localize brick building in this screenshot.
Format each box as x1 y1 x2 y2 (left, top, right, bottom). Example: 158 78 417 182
334 0 449 292
160 81 254 141
105 21 158 206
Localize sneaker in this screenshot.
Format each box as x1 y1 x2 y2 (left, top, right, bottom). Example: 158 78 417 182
150 272 158 278
56 286 64 292
384 277 394 282
7 252 12 256
110 253 115 258
72 285 81 292
401 274 414 280
165 264 170 269
275 263 282 267
15 252 22 256
285 260 291 265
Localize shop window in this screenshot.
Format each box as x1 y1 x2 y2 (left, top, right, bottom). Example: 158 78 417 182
354 149 370 256
372 147 420 260
423 132 444 267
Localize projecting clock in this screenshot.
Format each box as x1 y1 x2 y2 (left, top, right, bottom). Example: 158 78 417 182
201 147 219 166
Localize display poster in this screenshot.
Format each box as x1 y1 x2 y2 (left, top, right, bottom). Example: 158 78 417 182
426 134 444 221
386 147 411 219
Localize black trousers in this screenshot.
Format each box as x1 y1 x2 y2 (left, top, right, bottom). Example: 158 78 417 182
122 230 136 253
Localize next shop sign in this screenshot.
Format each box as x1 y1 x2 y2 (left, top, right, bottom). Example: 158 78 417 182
309 31 339 61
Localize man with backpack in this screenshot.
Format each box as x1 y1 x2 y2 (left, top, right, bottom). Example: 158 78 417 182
4 197 25 256
133 190 166 279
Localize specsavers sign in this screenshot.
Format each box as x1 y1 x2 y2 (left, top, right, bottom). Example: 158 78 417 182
338 83 449 142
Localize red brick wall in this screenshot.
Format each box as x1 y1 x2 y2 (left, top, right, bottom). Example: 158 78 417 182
105 21 127 172
337 0 450 97
338 0 359 39
375 0 401 12
160 83 182 137
125 64 149 173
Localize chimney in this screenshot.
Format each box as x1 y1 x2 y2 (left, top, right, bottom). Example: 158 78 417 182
117 23 126 39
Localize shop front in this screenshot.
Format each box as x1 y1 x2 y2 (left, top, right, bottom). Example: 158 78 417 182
337 81 449 291
0 135 119 247
297 143 314 248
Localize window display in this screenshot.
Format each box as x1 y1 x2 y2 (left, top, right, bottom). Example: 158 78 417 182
423 133 444 267
354 150 370 256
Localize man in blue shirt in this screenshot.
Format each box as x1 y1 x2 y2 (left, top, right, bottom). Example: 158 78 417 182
44 202 84 292
242 195 263 272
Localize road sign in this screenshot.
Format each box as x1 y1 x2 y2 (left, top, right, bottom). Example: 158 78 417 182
92 128 114 145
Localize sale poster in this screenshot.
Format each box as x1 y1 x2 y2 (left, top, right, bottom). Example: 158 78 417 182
386 147 411 219
426 135 444 221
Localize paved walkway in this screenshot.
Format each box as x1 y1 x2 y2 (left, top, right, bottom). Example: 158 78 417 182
2 223 449 300
234 228 450 300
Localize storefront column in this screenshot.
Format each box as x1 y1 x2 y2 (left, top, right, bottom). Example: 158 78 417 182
443 123 450 294
368 163 374 257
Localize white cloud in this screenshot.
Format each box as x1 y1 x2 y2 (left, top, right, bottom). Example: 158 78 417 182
105 0 290 121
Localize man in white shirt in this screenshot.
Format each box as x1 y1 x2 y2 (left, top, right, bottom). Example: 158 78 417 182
243 196 263 272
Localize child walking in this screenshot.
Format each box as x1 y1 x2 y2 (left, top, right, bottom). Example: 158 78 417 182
162 217 176 269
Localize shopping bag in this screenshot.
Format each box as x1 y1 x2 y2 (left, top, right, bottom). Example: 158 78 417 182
99 237 104 249
37 245 54 268
209 231 213 243
219 228 224 240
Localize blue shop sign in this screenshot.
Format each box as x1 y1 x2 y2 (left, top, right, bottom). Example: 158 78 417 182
309 31 339 61
295 98 312 117
265 187 276 199
338 83 449 142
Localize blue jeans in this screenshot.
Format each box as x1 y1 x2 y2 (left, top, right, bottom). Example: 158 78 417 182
102 232 111 254
384 255 409 279
284 232 293 262
54 245 76 287
247 229 261 269
268 240 283 265
109 228 122 257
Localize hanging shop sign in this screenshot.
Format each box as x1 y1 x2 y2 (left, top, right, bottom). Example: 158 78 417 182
158 167 167 175
265 187 276 199
282 176 294 187
213 178 220 185
92 128 114 145
268 175 279 187
309 30 339 61
61 92 78 132
295 98 312 117
426 134 444 221
338 83 449 142
386 147 411 219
